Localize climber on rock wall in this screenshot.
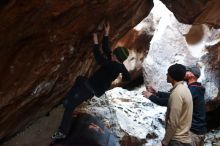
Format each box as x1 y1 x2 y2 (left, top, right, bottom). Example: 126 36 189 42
52 21 131 141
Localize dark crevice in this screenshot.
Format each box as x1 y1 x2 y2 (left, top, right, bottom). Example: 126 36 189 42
206 105 220 130
122 74 144 91
0 0 10 7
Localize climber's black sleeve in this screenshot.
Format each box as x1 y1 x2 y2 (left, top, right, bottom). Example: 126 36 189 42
102 36 112 60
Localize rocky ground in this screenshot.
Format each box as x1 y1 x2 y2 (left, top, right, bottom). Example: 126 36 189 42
1 105 63 146
2 86 220 146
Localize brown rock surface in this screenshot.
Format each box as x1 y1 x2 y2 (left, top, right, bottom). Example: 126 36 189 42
1 0 220 143
112 28 153 88
160 0 220 27
0 0 153 141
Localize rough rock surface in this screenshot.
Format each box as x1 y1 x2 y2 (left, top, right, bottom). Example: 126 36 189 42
2 86 166 146
1 0 220 143
0 0 154 142
160 0 220 27
112 15 157 88
142 0 220 107
77 87 166 146
2 87 220 146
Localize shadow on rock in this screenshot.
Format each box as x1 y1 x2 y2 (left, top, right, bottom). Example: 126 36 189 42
50 113 120 146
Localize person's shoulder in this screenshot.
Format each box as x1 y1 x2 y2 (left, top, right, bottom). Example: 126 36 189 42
180 83 191 92
110 61 123 66
189 82 205 90
175 82 187 90
174 83 191 95
103 61 120 68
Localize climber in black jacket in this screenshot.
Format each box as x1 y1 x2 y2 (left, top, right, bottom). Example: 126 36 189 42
142 65 206 146
52 22 131 140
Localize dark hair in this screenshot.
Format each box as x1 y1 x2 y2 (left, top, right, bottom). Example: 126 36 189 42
168 63 186 81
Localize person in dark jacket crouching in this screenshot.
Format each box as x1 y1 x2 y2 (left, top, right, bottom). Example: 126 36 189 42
142 65 206 146
52 22 131 140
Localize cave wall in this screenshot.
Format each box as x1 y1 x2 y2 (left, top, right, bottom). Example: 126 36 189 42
1 0 220 143
0 0 154 141
160 0 220 27
112 16 156 88
142 0 220 129
204 41 220 111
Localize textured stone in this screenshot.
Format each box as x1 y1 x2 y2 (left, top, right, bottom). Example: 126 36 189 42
160 0 220 27
1 0 220 143
203 41 220 111
142 1 220 112
0 0 153 141
77 87 166 146
112 16 155 88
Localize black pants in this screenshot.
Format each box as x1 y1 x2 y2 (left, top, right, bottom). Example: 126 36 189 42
59 76 94 135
